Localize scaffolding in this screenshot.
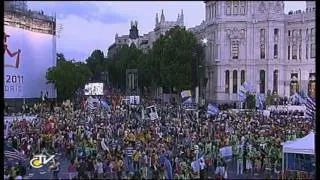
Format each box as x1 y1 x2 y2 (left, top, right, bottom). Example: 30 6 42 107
4 1 56 35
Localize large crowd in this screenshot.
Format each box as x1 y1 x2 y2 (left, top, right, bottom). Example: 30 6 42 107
4 95 315 180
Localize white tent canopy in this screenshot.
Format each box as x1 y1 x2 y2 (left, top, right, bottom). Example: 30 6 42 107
282 131 315 155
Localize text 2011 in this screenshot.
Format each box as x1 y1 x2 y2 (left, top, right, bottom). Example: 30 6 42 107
6 75 24 83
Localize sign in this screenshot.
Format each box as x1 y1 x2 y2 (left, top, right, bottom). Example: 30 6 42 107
129 96 140 104
146 105 158 120
181 103 197 110
30 152 55 168
84 83 104 95
181 90 192 98
4 26 57 98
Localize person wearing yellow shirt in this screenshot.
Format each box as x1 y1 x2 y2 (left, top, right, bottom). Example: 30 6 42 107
133 149 141 172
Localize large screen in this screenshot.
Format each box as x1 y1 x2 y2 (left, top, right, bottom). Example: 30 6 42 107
84 83 104 95
4 26 57 98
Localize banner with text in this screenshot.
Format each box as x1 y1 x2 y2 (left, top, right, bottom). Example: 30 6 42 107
4 26 56 98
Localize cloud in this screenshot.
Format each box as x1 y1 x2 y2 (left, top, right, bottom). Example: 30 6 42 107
28 2 128 24
27 1 306 61
56 15 131 62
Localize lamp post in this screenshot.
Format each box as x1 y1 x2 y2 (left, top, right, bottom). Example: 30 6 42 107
200 37 215 105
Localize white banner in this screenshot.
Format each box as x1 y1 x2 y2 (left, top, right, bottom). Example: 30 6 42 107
181 90 192 98
84 83 104 96
146 105 158 120
129 96 140 104
4 26 56 98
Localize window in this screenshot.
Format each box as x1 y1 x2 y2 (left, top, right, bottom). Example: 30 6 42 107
233 1 239 15
292 45 297 59
274 44 278 59
311 43 315 58
306 28 309 37
260 29 265 41
226 2 231 15
292 30 296 37
299 29 302 37
299 44 301 59
225 70 230 93
260 70 265 94
311 28 315 36
274 28 279 36
274 28 279 41
260 44 265 59
273 70 278 94
288 46 291 60
233 70 237 93
240 2 246 15
306 44 309 59
231 41 239 59
288 30 291 37
241 70 245 85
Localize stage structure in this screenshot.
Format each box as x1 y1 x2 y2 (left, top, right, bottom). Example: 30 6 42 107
4 1 57 109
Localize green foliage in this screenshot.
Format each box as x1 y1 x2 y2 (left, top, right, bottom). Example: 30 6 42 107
246 93 256 109
85 50 106 81
46 53 92 101
151 26 204 92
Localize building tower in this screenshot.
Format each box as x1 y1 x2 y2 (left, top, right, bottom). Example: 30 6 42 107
129 20 139 39
156 13 159 25
160 9 165 22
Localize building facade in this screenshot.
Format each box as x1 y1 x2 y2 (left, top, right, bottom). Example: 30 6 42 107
107 10 185 58
190 1 316 104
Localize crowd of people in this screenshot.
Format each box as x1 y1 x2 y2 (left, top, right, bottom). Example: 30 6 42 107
4 94 315 180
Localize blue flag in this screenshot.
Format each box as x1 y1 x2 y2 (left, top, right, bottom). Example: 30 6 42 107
256 93 264 110
207 104 220 116
182 97 193 104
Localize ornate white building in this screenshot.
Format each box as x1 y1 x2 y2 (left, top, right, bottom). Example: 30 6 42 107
108 10 185 57
190 1 316 104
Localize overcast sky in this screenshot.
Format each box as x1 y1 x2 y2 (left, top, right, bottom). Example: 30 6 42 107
28 1 306 61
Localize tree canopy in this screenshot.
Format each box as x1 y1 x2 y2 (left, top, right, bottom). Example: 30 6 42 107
46 26 205 99
151 26 204 92
46 53 92 101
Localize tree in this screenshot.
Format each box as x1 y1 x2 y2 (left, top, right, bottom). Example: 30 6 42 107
108 44 149 93
46 53 92 101
246 93 256 109
151 26 204 92
85 50 106 81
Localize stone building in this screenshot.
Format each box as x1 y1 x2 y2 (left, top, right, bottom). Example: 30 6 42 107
107 10 185 58
190 1 316 104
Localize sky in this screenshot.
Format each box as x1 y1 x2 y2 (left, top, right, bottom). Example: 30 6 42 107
27 1 306 61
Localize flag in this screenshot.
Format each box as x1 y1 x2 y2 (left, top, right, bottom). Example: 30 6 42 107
304 96 315 118
4 142 26 162
295 93 306 104
207 104 219 116
242 81 254 93
256 93 264 110
238 91 247 102
100 100 110 111
181 90 192 99
182 97 193 104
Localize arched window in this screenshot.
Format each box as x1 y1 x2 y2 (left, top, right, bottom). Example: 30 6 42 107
233 1 239 15
292 45 297 59
273 70 278 94
241 70 245 85
233 70 237 93
226 1 232 15
225 70 229 93
290 73 299 95
308 73 316 99
240 1 246 15
260 70 265 93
